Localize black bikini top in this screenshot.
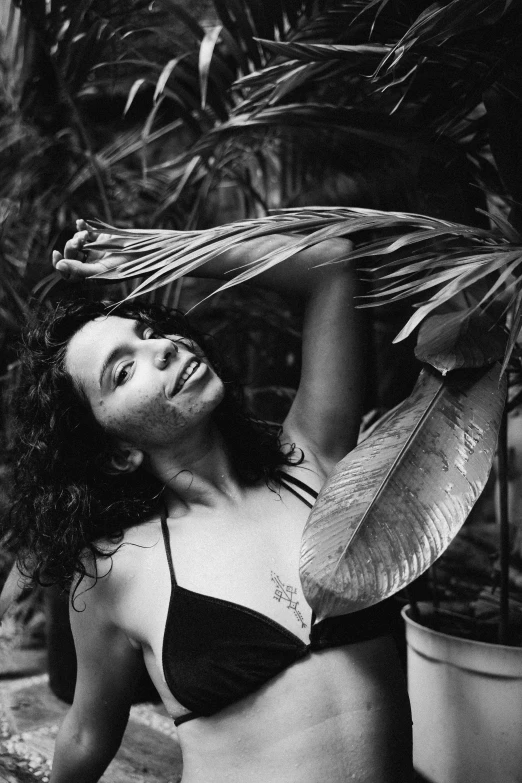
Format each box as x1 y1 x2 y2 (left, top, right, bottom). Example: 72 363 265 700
160 472 394 726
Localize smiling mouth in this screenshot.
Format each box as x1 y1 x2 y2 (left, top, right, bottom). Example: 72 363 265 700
173 359 201 394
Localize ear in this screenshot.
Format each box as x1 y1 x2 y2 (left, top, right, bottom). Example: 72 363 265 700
103 445 144 476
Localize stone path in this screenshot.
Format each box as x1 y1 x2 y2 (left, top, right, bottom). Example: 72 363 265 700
0 650 183 783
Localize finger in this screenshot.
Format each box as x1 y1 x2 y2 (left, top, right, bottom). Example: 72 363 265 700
64 234 88 259
55 258 103 280
76 219 96 241
54 258 71 280
52 250 63 269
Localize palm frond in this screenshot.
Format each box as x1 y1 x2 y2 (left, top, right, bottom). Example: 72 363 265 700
227 0 520 156
8 0 521 354
255 40 392 63
81 206 522 367
377 0 514 69
142 0 515 225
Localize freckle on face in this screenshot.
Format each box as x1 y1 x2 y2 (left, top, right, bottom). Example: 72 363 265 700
65 315 225 450
100 386 192 446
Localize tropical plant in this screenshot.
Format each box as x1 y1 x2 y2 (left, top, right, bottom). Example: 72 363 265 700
0 0 326 362
44 0 520 365
0 0 312 608
3 0 522 642
6 0 516 318
69 0 522 643
81 206 515 370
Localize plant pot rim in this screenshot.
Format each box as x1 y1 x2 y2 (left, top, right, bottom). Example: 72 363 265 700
402 603 522 677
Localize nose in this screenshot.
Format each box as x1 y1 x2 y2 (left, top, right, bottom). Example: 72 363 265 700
153 338 178 369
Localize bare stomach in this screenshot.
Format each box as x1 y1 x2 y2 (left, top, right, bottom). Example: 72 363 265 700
177 636 412 783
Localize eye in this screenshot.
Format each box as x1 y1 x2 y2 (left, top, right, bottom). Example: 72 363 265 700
114 363 132 386
142 326 158 339
171 335 193 349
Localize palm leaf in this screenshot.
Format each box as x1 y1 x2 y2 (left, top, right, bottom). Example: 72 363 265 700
80 206 522 368
255 40 391 62
82 206 503 276
199 26 224 109
300 362 507 620
112 0 514 228
152 106 424 176
228 0 520 157
80 206 500 285
377 0 514 69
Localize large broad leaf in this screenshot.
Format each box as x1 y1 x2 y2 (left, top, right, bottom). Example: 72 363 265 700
300 362 507 620
415 304 507 374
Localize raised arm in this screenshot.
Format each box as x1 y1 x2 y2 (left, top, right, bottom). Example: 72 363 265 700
195 236 366 472
280 255 365 475
53 222 365 473
50 577 143 783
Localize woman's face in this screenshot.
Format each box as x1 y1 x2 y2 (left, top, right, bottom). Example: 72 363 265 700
64 315 225 452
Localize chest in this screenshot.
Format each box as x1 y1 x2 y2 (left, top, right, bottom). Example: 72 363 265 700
171 486 312 626
121 483 315 651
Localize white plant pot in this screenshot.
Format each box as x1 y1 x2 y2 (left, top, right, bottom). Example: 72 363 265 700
402 604 522 783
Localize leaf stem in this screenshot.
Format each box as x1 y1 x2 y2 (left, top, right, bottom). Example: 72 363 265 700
497 403 510 644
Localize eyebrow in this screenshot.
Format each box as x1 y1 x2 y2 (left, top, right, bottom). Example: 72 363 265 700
98 320 141 390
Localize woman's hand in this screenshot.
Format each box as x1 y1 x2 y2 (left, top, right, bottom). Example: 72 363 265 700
52 219 132 281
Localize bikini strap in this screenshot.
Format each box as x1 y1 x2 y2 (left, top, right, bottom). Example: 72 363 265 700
160 504 178 586
276 470 318 509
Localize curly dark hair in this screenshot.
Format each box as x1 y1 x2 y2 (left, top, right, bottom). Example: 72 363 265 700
6 299 301 591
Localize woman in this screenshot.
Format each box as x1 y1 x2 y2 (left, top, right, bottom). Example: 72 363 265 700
9 222 412 782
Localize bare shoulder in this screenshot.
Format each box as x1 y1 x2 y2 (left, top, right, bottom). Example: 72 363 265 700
71 515 163 612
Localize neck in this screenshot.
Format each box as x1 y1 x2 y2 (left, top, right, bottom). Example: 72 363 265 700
146 422 242 509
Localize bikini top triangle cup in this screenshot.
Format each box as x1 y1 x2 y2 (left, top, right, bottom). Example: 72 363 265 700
161 472 395 727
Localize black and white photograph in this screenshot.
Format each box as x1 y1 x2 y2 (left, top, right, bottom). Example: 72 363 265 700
0 2 521 782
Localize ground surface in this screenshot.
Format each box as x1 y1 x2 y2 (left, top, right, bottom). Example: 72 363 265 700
0 648 182 783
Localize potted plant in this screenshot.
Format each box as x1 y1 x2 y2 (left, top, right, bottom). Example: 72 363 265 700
401 393 522 783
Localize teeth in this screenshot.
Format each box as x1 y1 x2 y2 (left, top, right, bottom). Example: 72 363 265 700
175 360 199 393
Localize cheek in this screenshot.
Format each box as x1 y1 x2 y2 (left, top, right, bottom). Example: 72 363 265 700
95 392 190 445
91 373 225 445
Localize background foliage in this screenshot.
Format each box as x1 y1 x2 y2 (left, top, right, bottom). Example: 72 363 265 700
5 0 519 402
1 0 522 641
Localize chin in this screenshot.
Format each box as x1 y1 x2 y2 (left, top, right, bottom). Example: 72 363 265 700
207 371 226 401
195 375 226 417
